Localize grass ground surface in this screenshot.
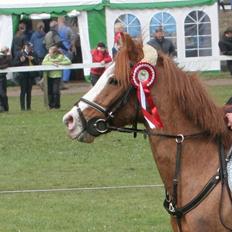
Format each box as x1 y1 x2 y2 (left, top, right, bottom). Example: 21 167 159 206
0 75 231 232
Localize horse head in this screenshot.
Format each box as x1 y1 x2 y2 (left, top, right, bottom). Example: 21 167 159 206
63 33 148 143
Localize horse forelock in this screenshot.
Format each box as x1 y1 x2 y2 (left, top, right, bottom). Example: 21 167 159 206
158 53 229 140
114 33 144 90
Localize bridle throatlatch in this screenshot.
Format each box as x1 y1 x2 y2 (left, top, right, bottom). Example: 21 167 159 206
130 61 163 129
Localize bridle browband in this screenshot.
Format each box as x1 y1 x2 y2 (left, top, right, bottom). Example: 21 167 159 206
76 84 232 232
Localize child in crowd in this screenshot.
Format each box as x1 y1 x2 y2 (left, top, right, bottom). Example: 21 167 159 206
90 42 112 86
42 46 71 109
12 42 39 111
0 47 11 112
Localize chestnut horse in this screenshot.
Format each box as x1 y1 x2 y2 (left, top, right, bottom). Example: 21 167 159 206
63 33 232 231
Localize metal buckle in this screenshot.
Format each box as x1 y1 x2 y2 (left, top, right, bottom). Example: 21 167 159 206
169 203 176 213
176 134 184 143
93 119 108 133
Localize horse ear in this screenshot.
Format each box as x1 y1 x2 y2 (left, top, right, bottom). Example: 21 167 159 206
141 44 158 66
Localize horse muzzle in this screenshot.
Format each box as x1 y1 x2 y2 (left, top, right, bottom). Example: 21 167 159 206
63 106 95 143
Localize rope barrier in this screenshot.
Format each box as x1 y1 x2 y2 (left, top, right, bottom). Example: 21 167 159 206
0 62 105 73
0 184 164 194
0 55 231 73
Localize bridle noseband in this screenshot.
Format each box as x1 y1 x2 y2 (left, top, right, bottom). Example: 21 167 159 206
77 85 137 137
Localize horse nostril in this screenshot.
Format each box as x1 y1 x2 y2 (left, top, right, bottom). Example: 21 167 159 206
64 115 75 130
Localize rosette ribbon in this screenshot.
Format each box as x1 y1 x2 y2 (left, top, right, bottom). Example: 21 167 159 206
130 62 163 129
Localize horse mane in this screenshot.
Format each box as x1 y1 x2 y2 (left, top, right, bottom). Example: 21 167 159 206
114 33 231 144
158 53 230 140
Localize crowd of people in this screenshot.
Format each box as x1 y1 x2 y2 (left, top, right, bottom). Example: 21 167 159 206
1 17 232 114
0 17 76 111
0 20 179 112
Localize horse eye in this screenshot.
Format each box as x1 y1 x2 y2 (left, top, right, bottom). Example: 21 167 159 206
108 78 118 86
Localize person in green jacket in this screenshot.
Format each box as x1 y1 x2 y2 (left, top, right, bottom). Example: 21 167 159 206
42 46 71 109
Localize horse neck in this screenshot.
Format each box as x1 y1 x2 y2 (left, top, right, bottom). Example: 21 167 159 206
147 67 222 193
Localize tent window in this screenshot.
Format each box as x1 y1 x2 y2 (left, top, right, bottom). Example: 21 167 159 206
115 14 141 38
184 10 212 57
149 12 177 49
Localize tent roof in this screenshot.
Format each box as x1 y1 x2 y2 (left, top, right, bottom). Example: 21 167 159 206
0 0 103 15
107 0 217 9
0 0 216 15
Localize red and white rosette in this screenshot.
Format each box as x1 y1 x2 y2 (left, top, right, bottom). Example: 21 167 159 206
130 62 163 129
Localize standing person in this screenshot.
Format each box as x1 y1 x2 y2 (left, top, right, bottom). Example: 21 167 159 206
219 27 232 76
30 22 47 84
43 20 64 51
0 47 11 112
112 22 124 59
57 16 75 84
147 26 176 56
218 0 225 11
12 22 27 58
42 46 71 109
30 22 47 64
12 42 39 111
90 42 112 86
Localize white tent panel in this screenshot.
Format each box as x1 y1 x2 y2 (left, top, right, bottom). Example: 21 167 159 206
0 15 13 50
106 3 220 71
78 12 91 76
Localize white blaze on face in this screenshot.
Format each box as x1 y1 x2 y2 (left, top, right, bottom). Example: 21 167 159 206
63 63 115 140
79 63 115 111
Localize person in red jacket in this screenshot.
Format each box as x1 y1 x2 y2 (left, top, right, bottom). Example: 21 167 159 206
90 42 112 86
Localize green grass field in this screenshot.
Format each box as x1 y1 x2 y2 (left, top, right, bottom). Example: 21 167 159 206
0 80 231 232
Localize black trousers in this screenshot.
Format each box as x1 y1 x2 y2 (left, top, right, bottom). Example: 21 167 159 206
0 74 8 111
19 72 33 110
48 78 61 109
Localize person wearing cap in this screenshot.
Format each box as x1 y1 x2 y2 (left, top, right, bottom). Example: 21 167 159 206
90 42 112 86
0 47 11 112
12 42 39 110
219 27 232 76
147 27 176 56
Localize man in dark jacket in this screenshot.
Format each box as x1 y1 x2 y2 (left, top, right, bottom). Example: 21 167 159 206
219 27 232 76
0 47 11 112
147 27 176 56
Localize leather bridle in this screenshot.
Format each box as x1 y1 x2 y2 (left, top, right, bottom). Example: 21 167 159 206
76 85 138 137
